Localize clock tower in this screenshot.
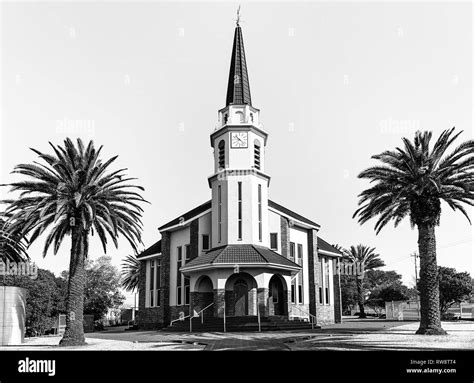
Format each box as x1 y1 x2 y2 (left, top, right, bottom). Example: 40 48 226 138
208 21 270 248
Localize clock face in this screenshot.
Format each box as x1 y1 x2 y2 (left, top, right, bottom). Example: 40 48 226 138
231 132 248 148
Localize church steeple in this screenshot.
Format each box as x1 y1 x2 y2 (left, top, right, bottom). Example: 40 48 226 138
226 24 252 106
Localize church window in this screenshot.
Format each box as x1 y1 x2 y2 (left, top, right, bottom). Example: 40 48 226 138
290 242 295 262
297 244 304 303
325 258 331 305
218 140 225 169
202 234 210 251
254 141 261 170
258 184 262 241
238 182 242 240
235 111 244 123
224 113 228 124
270 233 278 250
218 185 222 243
184 277 190 305
147 259 161 308
177 246 182 305
291 282 296 303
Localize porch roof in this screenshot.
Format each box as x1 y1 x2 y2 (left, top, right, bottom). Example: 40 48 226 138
180 244 301 272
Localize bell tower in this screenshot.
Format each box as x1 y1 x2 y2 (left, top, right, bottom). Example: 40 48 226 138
208 21 270 249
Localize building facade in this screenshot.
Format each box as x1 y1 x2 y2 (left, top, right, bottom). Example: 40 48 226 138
137 21 342 330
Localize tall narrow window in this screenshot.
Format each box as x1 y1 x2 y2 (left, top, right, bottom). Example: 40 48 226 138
258 184 262 241
218 140 225 170
177 247 182 305
297 244 303 304
291 282 296 303
319 257 325 304
238 182 242 240
147 259 161 308
325 258 331 305
155 260 161 306
218 185 222 243
149 260 155 307
290 242 295 262
184 277 190 305
202 234 210 251
270 233 278 250
185 244 191 263
254 142 261 170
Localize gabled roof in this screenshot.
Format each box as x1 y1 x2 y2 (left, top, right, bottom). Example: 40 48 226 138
137 240 161 259
268 200 320 228
317 237 342 257
158 199 319 232
226 25 252 106
158 200 212 231
180 244 301 272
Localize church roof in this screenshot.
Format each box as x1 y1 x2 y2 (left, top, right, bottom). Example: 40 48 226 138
268 200 320 228
226 25 252 106
317 237 342 257
137 239 161 259
180 244 301 272
158 199 320 232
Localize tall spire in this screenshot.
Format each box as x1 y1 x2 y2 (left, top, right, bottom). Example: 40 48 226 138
226 21 252 106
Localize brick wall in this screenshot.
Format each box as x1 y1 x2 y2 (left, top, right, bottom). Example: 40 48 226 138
280 216 290 258
190 219 199 260
333 259 342 323
307 229 317 317
161 231 171 325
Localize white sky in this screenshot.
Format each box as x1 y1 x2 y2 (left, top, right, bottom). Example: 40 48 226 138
1 1 472 305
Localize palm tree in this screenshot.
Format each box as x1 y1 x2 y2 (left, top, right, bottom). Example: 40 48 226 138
344 245 385 318
1 138 147 345
121 253 140 292
353 128 474 334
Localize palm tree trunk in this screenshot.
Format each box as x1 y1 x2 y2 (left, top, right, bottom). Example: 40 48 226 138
415 223 446 335
356 277 366 318
59 226 86 346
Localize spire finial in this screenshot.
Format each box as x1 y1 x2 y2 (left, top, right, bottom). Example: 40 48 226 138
236 5 241 26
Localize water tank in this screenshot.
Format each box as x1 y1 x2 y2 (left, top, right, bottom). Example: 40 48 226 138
0 286 26 345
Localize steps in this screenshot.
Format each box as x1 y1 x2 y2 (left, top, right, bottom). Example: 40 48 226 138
164 316 320 332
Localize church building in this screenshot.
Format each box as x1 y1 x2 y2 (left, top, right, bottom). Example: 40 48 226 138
137 20 342 330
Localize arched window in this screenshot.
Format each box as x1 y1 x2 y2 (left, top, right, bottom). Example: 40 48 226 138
235 111 244 123
254 140 261 170
218 140 225 169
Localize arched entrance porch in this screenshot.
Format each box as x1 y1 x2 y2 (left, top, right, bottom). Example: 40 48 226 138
191 275 214 318
268 274 288 316
224 272 258 316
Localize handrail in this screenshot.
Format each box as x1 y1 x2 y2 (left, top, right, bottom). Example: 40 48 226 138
291 305 317 330
170 313 192 326
170 302 215 327
197 302 214 324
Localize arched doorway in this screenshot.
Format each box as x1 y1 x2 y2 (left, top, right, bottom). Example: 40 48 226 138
268 274 287 316
193 275 214 317
234 279 248 316
224 273 257 316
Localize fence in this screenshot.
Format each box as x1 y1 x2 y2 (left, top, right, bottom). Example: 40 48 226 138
385 300 474 321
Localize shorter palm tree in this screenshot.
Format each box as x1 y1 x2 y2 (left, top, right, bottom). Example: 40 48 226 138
0 217 29 262
344 245 385 318
121 254 140 292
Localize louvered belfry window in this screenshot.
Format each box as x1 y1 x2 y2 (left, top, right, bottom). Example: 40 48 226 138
218 140 225 169
254 142 261 170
